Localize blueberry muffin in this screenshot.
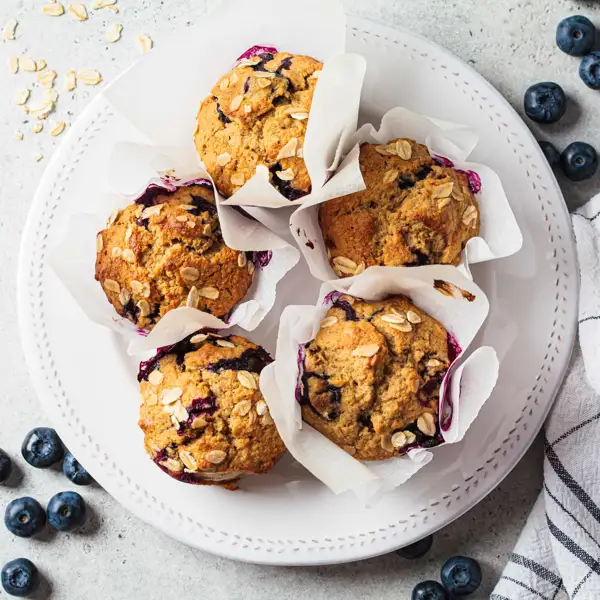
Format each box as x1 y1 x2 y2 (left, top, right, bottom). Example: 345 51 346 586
297 295 454 461
319 139 480 274
138 331 285 488
95 182 254 330
194 51 322 200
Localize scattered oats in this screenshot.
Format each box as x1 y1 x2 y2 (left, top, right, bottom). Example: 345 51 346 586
230 94 244 111
262 412 273 425
438 197 451 209
427 359 441 368
352 344 380 358
68 3 88 20
118 288 130 305
389 322 413 333
452 187 464 202
173 402 188 423
380 435 394 452
256 400 268 416
332 256 358 271
253 71 276 79
431 182 454 199
395 140 413 160
180 266 199 282
186 286 199 309
3 19 18 40
159 458 183 473
406 310 422 324
170 414 180 428
105 22 123 43
64 70 76 91
191 416 207 429
32 152 44 163
146 392 158 406
121 248 135 263
354 262 366 275
96 234 103 252
257 77 271 89
237 370 257 390
141 203 163 218
49 120 66 137
374 145 390 156
237 253 247 268
391 431 408 448
462 205 477 225
382 313 406 324
417 412 436 437
160 387 182 405
30 122 43 134
277 137 298 160
243 104 252 114
290 110 309 120
137 299 150 317
186 221 196 229
275 168 295 181
77 69 102 86
44 88 59 104
198 286 219 300
216 152 231 166
383 169 399 184
130 280 143 294
179 204 196 211
91 0 117 8
230 72 239 84
216 339 235 349
111 246 122 258
297 147 304 158
29 100 54 119
320 316 338 328
247 261 255 275
179 451 198 471
202 224 212 236
14 130 24 141
136 34 153 55
148 370 164 386
404 431 417 444
14 89 30 105
19 57 38 72
237 57 261 67
175 215 188 223
219 77 230 91
23 106 29 115
36 59 47 71
43 4 65 16
310 70 321 79
103 279 120 293
124 225 133 243
235 400 252 416
142 282 151 298
230 173 245 186
190 333 208 344
8 57 19 74
206 450 226 464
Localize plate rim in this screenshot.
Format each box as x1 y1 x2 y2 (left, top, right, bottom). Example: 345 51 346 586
17 15 578 566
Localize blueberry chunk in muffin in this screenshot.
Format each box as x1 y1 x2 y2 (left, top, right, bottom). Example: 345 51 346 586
139 331 285 488
298 295 450 461
319 139 480 273
95 182 254 330
194 51 322 200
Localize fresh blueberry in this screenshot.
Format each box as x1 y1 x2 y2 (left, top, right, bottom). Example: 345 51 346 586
62 451 93 486
539 141 561 169
580 51 600 90
0 449 12 484
397 535 434 559
556 16 596 57
4 497 46 538
1 559 39 598
441 556 482 596
47 491 86 532
412 581 449 600
524 82 567 124
21 427 64 468
561 142 598 181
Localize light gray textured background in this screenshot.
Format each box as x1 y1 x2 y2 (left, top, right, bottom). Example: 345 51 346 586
0 1 598 598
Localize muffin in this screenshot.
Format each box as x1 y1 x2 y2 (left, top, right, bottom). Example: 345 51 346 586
319 139 480 274
297 295 453 461
194 51 322 200
138 331 285 488
95 182 254 330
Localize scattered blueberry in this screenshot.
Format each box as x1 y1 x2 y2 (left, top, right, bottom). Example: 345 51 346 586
524 82 567 124
397 535 434 559
4 497 46 538
539 141 561 168
561 141 598 181
21 427 64 469
62 451 93 486
441 556 482 596
1 559 39 598
556 16 596 57
0 449 12 484
580 51 600 90
412 580 449 600
47 491 86 532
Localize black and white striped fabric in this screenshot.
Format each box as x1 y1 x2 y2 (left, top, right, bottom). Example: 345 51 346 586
492 194 600 600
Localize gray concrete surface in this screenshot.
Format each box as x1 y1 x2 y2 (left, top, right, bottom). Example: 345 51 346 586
0 0 598 598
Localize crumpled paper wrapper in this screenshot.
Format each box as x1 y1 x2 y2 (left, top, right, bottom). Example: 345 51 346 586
260 266 499 504
290 107 524 280
102 0 367 208
50 144 299 354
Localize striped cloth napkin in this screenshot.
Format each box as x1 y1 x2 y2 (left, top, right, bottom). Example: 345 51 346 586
492 193 600 600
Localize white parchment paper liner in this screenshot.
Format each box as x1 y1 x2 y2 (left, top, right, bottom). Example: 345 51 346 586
260 266 499 503
50 144 299 355
102 0 366 208
290 107 524 281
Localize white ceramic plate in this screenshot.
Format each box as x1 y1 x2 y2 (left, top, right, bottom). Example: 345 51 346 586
18 17 577 565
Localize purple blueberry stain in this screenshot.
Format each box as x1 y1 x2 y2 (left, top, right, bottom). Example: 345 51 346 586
236 45 278 63
433 155 455 168
456 169 482 194
294 345 306 404
177 394 218 435
439 333 462 432
251 250 272 269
